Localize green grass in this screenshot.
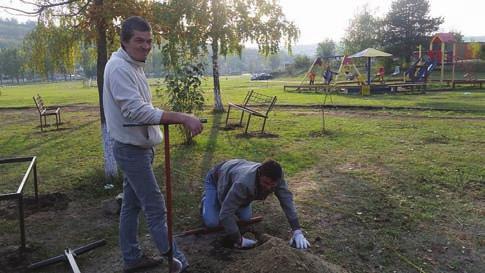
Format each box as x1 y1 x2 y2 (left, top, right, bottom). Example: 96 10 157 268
0 77 484 272
0 82 99 107
2 75 485 113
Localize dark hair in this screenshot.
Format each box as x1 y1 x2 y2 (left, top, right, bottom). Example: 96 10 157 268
259 159 282 180
120 16 151 45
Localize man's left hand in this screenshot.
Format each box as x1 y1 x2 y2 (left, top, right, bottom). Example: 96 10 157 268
289 229 310 249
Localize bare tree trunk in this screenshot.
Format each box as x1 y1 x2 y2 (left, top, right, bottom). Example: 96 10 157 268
211 41 224 112
95 0 117 186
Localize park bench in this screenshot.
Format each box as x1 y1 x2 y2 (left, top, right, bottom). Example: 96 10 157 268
388 83 427 93
33 94 61 131
225 90 277 134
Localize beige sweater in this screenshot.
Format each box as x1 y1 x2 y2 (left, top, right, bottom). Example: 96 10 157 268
103 48 163 148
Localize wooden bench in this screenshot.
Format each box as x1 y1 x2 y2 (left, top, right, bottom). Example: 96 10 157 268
33 94 61 131
284 84 329 92
387 83 427 93
225 90 277 134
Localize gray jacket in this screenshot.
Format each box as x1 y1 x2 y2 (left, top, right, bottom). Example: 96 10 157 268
103 48 163 148
215 159 301 241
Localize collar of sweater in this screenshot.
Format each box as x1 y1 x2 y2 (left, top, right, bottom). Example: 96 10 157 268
114 48 146 67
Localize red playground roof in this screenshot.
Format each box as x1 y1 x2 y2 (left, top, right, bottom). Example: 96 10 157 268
431 33 456 44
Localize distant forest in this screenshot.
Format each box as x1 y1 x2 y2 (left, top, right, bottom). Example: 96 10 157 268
0 18 36 48
3 17 481 81
0 18 313 80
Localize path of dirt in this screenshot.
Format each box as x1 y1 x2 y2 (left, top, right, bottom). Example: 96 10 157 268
0 190 349 273
2 104 483 122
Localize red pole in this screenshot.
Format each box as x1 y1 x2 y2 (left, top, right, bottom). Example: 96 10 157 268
163 124 173 272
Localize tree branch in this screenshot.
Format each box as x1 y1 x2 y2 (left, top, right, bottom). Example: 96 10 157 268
1 0 83 15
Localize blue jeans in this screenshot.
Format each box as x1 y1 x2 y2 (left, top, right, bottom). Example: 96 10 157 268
202 169 252 227
113 141 187 267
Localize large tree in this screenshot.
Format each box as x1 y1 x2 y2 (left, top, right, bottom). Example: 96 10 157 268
342 6 381 55
0 0 156 184
23 23 78 80
166 0 299 112
381 0 443 62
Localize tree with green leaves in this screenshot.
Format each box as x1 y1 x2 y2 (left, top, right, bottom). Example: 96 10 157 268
342 6 381 55
381 0 443 62
79 44 97 79
22 23 78 80
449 31 464 43
1 48 24 83
316 38 336 58
162 0 299 112
1 0 157 184
293 54 311 70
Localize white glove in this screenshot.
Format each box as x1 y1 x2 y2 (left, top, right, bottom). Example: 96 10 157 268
290 229 310 249
234 236 257 249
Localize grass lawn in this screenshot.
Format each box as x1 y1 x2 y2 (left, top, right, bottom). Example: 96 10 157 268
0 76 484 273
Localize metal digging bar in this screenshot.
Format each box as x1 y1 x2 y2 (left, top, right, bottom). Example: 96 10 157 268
124 118 206 273
175 216 263 237
28 239 106 273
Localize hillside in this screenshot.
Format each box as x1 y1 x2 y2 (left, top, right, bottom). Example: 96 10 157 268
464 36 485 42
0 18 36 48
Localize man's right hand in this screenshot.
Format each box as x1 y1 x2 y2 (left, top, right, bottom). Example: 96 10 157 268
183 114 203 136
234 236 257 249
160 111 203 136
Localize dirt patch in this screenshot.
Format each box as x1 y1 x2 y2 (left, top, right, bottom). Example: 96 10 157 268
0 246 35 273
0 192 69 220
308 129 338 138
221 236 348 273
222 123 242 130
175 232 348 273
279 107 485 121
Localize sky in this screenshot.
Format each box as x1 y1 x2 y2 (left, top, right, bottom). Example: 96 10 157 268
278 0 484 44
0 0 483 45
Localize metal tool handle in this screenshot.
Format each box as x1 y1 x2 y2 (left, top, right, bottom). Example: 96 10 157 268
28 239 106 269
123 118 207 127
175 216 263 237
163 124 174 272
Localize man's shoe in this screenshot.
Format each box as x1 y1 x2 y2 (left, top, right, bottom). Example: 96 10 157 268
170 257 189 273
123 254 162 273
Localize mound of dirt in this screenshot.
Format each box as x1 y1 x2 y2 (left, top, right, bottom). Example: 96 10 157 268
221 236 348 273
177 233 349 273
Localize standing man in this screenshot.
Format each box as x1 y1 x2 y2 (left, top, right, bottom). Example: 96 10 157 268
201 159 311 249
103 16 202 273
323 65 338 84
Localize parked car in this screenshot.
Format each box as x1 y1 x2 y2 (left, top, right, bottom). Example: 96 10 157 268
250 73 273 80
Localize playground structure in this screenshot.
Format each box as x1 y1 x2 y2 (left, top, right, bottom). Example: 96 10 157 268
333 55 364 83
410 33 485 87
285 48 402 95
285 34 484 95
285 55 365 92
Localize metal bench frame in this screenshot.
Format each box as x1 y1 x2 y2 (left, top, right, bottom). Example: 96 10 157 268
225 90 277 134
33 94 61 131
0 156 39 249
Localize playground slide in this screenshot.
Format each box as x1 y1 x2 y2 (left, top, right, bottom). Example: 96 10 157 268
416 60 437 81
407 58 437 82
405 59 421 81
